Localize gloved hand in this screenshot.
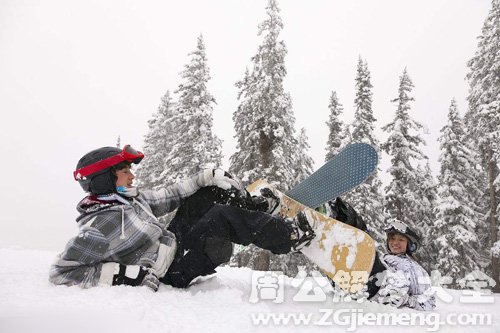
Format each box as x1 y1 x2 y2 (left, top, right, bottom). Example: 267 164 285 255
197 169 244 191
112 264 160 292
373 269 410 308
151 231 177 278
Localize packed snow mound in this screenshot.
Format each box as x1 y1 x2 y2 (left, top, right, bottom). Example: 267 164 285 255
0 248 499 333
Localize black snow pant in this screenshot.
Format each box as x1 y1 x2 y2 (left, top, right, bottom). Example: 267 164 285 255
161 186 293 288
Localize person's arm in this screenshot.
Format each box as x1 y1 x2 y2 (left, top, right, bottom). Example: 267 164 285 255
141 169 242 217
406 293 436 311
49 211 171 291
406 263 436 311
373 255 436 311
49 223 115 288
50 248 160 291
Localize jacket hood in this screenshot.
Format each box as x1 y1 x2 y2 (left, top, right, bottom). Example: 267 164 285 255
76 195 126 222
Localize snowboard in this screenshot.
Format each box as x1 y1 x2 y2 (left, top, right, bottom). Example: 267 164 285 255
286 142 378 208
246 143 379 293
248 180 376 293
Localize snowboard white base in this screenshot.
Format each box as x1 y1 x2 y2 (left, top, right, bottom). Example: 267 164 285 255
248 180 376 293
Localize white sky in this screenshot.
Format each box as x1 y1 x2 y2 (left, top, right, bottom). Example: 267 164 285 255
0 0 492 250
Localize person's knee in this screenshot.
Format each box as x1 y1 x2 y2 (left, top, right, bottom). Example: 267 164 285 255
203 204 238 224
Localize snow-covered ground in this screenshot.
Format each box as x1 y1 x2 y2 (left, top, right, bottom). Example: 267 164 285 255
1 247 499 333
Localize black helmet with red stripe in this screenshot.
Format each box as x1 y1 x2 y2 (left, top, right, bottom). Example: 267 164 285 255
74 145 144 195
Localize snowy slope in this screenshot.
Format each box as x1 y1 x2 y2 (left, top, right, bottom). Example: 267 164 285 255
0 248 499 333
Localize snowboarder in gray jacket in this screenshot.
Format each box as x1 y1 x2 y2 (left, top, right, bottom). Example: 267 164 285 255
49 145 314 291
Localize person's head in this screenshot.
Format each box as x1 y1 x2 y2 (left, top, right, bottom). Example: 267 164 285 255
113 161 135 188
74 145 144 195
384 221 420 256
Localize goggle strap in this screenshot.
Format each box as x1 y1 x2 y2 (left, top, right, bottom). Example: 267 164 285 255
73 145 143 180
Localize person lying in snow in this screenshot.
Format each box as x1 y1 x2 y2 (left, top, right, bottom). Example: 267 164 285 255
324 199 436 311
50 144 434 311
49 145 315 290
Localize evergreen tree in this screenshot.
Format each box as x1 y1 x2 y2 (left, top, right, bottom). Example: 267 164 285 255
230 0 301 272
168 35 222 183
116 135 121 148
344 57 386 246
413 162 438 271
230 244 319 278
136 91 177 189
433 99 483 284
466 0 500 292
293 128 314 184
231 68 260 183
324 91 347 161
381 69 427 233
230 0 298 191
351 57 377 145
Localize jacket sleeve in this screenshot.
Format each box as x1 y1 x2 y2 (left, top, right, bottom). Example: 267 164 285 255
49 213 121 288
375 254 436 311
140 169 214 217
406 293 436 311
405 259 436 311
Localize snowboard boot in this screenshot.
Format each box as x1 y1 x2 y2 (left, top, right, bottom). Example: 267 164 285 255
289 212 316 251
258 186 281 215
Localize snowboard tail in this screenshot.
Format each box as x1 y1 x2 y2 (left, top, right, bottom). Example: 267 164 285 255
286 142 377 208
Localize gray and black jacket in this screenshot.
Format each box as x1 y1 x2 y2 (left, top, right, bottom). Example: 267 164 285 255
49 172 210 288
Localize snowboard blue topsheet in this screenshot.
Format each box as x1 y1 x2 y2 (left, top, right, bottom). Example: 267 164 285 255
286 143 378 208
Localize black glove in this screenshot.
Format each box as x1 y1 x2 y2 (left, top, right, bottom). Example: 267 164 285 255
329 197 367 232
112 265 160 292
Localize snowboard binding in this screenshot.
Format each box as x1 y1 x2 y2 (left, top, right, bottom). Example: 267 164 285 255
260 187 280 214
290 212 316 251
250 186 281 215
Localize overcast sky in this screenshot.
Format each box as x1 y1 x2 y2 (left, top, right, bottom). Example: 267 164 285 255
0 0 492 250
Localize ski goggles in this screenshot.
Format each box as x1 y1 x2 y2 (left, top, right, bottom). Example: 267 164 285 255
73 145 144 180
384 221 408 234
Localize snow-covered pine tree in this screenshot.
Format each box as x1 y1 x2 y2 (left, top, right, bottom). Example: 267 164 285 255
344 57 386 246
433 99 483 285
167 34 222 183
351 57 376 144
293 128 314 184
382 69 427 237
230 0 303 273
116 136 121 148
229 244 319 278
465 0 500 292
325 91 347 162
230 0 298 191
230 68 260 183
413 162 438 271
136 90 178 189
